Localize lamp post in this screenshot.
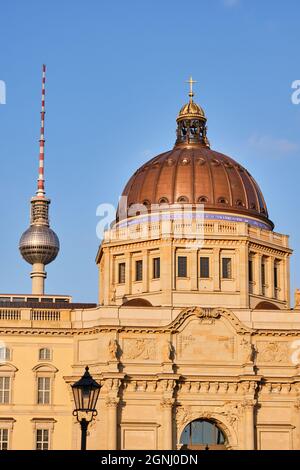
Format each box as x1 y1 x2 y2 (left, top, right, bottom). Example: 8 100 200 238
72 366 101 450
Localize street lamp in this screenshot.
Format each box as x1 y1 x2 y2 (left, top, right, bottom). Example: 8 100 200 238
72 366 101 450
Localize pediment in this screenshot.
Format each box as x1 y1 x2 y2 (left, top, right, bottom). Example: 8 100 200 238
0 363 18 373
170 307 252 335
171 307 252 363
32 363 58 373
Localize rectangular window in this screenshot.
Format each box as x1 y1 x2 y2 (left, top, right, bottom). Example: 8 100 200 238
0 377 10 404
0 348 10 361
274 264 278 289
222 258 232 279
135 260 143 282
37 377 51 405
39 348 51 361
153 258 160 279
200 257 210 278
178 256 187 277
36 429 49 450
249 260 253 283
0 429 8 450
118 263 126 284
261 260 266 296
261 262 266 286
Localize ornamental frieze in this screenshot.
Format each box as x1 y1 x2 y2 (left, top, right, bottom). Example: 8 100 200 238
257 341 291 363
122 338 157 360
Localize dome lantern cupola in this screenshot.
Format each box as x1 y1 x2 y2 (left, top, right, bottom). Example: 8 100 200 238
176 77 210 148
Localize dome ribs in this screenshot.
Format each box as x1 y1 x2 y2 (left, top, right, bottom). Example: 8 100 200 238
117 146 273 229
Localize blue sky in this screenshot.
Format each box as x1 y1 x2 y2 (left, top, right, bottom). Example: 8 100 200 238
0 0 299 302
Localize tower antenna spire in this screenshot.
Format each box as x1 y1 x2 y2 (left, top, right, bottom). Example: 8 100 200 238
37 64 46 197
19 65 60 295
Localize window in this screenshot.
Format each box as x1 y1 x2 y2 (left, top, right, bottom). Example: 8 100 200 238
261 260 266 295
0 378 10 404
39 348 51 361
118 263 126 284
274 262 279 298
0 429 8 450
222 258 232 279
177 196 189 203
37 377 51 405
36 429 49 450
249 259 254 294
178 256 187 277
180 420 226 449
0 348 10 362
135 260 143 282
248 260 253 282
200 257 210 278
153 258 160 279
274 263 278 289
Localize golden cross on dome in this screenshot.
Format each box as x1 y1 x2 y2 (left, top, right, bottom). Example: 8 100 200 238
186 76 197 99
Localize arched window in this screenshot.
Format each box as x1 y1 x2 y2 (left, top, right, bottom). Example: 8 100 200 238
218 197 228 205
158 197 169 204
198 196 208 204
177 196 189 203
180 419 227 450
39 348 51 361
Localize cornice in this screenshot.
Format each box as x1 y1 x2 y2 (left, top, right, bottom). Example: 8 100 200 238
1 306 300 337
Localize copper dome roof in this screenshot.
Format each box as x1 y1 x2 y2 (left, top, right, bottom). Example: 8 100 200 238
118 146 272 229
117 84 273 230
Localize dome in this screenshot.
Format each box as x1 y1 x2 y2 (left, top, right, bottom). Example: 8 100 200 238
117 146 273 229
177 100 206 122
19 225 60 265
116 85 273 230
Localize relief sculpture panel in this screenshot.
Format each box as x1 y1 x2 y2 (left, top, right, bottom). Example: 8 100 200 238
122 338 157 360
176 319 235 361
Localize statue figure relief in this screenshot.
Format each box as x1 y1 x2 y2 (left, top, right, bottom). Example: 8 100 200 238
162 341 174 362
108 339 119 360
240 338 256 363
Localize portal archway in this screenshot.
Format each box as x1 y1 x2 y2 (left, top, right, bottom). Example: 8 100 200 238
180 419 228 450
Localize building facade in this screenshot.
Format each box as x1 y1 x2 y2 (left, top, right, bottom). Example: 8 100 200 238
0 72 300 450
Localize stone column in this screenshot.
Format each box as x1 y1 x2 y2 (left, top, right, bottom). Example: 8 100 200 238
239 241 249 307
142 249 149 293
160 243 173 305
267 256 274 299
103 248 111 305
190 249 198 291
253 253 262 296
213 247 220 291
105 397 119 450
243 399 256 450
125 252 132 296
294 399 300 449
283 254 290 306
161 399 174 449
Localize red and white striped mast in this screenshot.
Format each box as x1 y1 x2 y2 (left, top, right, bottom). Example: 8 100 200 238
37 64 46 197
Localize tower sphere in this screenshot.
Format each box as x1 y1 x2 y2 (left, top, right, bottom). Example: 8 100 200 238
19 225 59 265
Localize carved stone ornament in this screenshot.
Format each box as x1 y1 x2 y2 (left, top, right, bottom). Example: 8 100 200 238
258 341 290 363
124 338 156 360
105 397 119 408
240 337 256 363
162 341 175 362
176 402 243 431
108 339 119 360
